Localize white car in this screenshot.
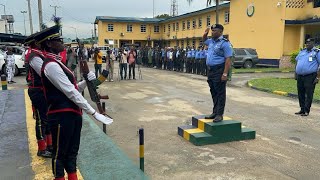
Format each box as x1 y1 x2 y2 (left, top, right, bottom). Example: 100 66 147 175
0 46 26 76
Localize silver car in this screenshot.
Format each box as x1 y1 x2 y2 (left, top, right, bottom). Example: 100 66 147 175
233 48 259 69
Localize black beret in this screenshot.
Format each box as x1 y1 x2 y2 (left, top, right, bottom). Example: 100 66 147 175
211 24 224 31
34 25 61 44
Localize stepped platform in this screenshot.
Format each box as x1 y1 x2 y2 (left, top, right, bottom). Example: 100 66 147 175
178 115 255 146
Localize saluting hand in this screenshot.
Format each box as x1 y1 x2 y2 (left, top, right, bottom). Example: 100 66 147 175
205 27 210 34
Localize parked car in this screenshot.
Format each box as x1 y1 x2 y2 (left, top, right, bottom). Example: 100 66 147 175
0 46 26 76
233 48 259 69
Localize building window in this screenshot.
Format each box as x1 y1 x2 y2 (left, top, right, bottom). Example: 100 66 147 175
164 25 166 32
225 11 230 24
206 15 211 26
176 22 179 31
192 19 196 29
173 23 176 31
314 0 320 7
187 20 190 30
127 24 132 32
168 24 171 32
181 40 184 48
154 25 160 33
192 39 195 47
141 25 146 33
182 21 186 30
198 18 202 28
107 24 114 32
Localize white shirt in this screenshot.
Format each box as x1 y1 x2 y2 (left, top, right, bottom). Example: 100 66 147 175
43 58 95 115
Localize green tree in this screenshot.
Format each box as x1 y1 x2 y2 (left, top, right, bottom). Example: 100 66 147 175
155 14 171 19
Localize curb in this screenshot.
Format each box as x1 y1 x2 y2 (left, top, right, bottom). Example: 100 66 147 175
247 81 320 104
233 70 294 74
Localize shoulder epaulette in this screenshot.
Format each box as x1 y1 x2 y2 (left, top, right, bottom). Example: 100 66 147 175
222 38 229 42
313 48 319 52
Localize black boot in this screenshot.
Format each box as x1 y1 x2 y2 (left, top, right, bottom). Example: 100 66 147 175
295 110 305 115
205 113 216 119
213 115 223 123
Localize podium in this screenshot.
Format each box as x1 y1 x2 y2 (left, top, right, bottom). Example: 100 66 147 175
178 115 255 146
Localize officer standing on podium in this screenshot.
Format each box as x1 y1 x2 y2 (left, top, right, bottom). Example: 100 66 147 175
295 38 320 116
203 24 233 122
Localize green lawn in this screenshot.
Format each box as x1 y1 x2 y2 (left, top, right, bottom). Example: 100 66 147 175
233 67 294 73
249 78 320 100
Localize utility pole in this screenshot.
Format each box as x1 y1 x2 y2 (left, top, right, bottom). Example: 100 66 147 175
21 11 27 35
27 0 33 34
50 5 61 16
38 0 43 30
93 23 97 44
215 0 219 24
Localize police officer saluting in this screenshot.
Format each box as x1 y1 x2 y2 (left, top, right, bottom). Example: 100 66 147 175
203 24 233 122
295 38 320 116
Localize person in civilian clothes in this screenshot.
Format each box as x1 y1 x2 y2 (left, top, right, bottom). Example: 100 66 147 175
5 47 16 84
203 24 233 122
36 25 113 180
128 47 136 80
119 48 128 80
25 34 52 158
295 38 320 116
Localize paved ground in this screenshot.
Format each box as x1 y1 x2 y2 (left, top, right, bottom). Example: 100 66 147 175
3 62 320 180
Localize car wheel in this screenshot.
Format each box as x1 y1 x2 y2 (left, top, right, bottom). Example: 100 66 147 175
243 60 253 69
14 65 20 76
1 65 20 76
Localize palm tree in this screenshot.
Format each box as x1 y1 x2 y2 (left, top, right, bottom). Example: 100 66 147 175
187 0 220 24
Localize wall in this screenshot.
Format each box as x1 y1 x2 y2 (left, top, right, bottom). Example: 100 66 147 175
229 0 285 60
283 25 300 55
285 0 320 20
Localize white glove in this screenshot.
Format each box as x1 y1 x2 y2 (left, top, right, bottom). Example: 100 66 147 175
87 71 96 81
92 112 113 125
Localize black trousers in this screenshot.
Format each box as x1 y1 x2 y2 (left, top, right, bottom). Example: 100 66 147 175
129 63 135 79
120 63 127 79
207 64 227 116
49 112 82 178
28 88 50 140
297 73 317 113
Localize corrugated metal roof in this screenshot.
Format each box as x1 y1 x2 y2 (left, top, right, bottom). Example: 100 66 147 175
95 1 230 24
95 16 164 23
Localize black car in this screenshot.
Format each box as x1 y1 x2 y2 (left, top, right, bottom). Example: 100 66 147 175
233 48 259 69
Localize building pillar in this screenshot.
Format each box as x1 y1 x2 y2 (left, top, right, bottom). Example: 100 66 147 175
151 40 154 48
131 39 134 44
299 25 305 48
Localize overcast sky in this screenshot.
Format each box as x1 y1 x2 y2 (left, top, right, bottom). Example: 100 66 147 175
0 0 214 38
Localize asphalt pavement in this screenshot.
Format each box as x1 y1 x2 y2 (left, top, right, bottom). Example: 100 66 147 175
2 62 320 180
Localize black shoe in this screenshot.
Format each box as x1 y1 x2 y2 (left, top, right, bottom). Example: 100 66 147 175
47 145 53 153
301 112 309 116
205 113 216 119
295 110 305 115
213 115 223 123
37 150 52 158
11 81 16 83
8 81 13 84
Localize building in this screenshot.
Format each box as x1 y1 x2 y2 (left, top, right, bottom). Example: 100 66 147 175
95 0 320 67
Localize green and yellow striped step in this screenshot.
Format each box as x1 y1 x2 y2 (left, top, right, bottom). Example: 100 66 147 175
178 115 255 146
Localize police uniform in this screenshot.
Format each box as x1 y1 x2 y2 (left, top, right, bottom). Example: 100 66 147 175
295 38 320 116
191 48 196 73
195 48 201 74
199 48 206 75
25 34 52 158
204 24 233 122
186 49 192 73
36 25 112 180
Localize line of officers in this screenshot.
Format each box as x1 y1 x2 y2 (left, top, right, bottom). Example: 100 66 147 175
139 45 211 76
